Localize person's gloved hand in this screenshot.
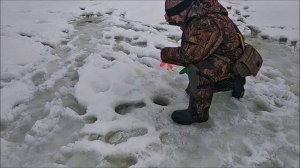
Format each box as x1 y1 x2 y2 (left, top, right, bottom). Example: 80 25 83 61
160 47 169 62
160 48 174 70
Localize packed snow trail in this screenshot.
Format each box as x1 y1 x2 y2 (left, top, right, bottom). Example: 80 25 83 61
1 8 299 168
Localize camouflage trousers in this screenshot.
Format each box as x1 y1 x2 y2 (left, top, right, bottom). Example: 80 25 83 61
185 56 234 121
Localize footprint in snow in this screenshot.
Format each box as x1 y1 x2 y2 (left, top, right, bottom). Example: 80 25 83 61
31 71 47 86
235 9 241 15
1 72 16 83
112 44 131 55
105 128 148 145
103 154 137 167
114 35 132 43
167 34 181 42
102 55 116 62
114 35 148 48
153 25 168 32
152 95 170 106
159 132 183 145
114 101 146 115
65 151 99 167
83 115 98 124
247 25 261 38
85 128 148 145
64 152 138 167
19 32 33 38
61 94 87 115
154 44 165 50
130 40 147 48
89 75 111 93
74 52 90 68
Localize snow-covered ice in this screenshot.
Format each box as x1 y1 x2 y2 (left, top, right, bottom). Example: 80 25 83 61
1 0 299 167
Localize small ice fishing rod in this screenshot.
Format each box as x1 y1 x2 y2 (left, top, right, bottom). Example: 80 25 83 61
160 61 188 74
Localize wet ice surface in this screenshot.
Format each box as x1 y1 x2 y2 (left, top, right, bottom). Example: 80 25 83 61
1 1 299 168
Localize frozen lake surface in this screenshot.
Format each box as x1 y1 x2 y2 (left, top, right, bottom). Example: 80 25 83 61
1 1 299 167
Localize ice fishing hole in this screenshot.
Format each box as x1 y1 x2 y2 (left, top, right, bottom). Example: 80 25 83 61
152 96 170 106
279 37 288 44
291 41 298 47
104 154 137 167
115 102 146 115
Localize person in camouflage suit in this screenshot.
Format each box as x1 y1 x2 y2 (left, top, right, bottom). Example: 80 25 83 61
161 0 246 125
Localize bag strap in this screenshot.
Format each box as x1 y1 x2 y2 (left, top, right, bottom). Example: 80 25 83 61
229 19 245 51
237 33 245 51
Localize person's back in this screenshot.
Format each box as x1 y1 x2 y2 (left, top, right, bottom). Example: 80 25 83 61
186 0 244 60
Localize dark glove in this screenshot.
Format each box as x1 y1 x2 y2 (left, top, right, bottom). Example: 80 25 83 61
160 47 169 62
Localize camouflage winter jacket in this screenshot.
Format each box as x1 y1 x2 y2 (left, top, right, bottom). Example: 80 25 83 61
161 0 243 67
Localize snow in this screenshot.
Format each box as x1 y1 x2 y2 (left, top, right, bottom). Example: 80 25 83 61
237 1 299 41
1 0 299 167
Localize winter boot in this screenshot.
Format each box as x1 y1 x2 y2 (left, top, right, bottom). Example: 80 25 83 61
232 75 245 99
171 97 197 125
171 107 210 125
171 109 197 125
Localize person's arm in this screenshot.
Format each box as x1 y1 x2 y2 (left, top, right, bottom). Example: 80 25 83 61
161 21 223 67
